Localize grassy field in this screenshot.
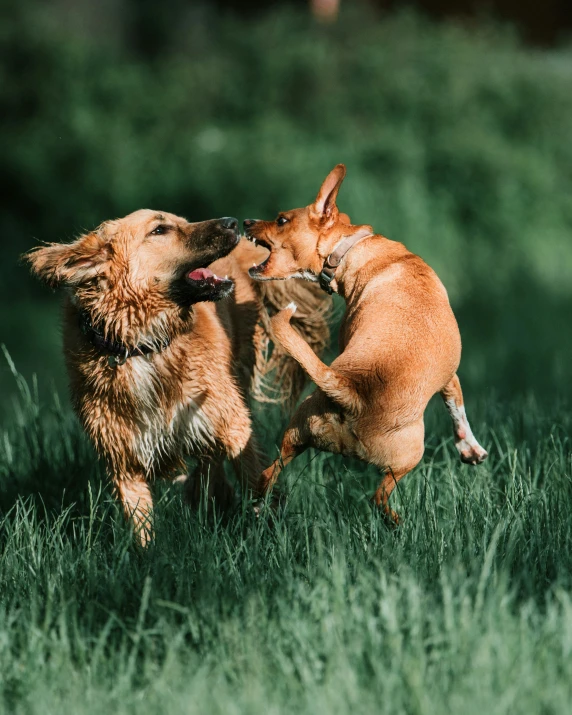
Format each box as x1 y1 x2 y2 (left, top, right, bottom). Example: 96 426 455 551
1 359 572 714
2 2 572 711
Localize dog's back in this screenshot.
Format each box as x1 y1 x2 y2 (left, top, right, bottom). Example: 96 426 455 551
335 235 461 420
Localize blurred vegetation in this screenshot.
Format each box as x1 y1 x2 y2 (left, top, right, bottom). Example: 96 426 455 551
1 5 572 709
1 0 572 407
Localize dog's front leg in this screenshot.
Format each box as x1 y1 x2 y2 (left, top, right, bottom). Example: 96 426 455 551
259 429 303 496
230 434 267 498
114 474 154 546
184 457 235 512
213 388 266 499
271 304 362 414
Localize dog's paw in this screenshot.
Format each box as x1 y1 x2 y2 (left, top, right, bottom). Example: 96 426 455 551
383 507 401 528
270 304 297 337
273 302 297 323
456 439 488 465
134 523 155 548
253 491 285 519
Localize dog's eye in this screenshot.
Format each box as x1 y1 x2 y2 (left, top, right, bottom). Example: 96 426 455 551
150 225 169 236
276 216 289 226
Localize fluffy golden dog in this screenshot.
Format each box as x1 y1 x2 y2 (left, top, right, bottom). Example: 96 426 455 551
26 210 329 543
244 165 487 522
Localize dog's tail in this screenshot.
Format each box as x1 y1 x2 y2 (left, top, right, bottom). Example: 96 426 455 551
267 303 362 414
252 280 332 409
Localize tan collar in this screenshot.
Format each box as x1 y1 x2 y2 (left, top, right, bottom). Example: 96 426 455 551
318 228 374 294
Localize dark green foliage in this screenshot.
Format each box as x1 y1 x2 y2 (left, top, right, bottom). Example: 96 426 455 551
1 3 571 402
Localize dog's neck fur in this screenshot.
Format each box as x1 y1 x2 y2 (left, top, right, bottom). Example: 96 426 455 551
315 224 401 300
334 233 410 301
69 289 193 353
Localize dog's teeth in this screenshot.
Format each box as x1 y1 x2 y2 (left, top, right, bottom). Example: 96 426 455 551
224 275 228 280
253 239 257 246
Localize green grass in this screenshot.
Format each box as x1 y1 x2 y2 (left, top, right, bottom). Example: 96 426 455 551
2 4 572 710
1 362 572 713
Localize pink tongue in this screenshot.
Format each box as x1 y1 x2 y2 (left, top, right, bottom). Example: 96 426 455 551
188 267 215 281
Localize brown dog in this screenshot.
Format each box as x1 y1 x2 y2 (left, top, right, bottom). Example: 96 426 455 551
243 165 487 521
25 210 330 543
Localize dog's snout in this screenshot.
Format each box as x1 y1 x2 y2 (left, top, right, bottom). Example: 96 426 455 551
220 217 238 231
243 219 258 229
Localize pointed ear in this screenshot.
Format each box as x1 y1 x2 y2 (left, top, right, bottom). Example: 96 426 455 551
311 164 346 225
25 229 112 288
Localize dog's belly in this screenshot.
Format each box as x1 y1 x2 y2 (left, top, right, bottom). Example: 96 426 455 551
308 411 367 460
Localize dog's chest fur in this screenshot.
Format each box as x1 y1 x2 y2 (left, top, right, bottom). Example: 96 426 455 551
125 355 214 472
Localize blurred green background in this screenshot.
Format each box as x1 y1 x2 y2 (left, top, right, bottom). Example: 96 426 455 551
1 0 571 410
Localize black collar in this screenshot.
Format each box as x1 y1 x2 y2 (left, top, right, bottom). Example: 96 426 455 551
79 311 171 366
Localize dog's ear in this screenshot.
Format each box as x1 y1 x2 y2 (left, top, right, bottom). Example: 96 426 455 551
311 164 346 226
25 228 113 288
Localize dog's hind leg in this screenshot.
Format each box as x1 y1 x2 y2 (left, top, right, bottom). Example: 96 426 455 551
258 391 341 496
372 420 426 525
440 374 488 465
374 468 409 526
115 475 154 546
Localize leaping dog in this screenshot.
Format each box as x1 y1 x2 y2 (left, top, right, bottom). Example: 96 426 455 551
244 165 487 522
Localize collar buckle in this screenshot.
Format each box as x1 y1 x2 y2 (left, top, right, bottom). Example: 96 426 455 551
318 229 374 295
108 349 129 368
319 265 335 294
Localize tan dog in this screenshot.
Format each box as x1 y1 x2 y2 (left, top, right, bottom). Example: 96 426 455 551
244 165 487 521
25 210 329 543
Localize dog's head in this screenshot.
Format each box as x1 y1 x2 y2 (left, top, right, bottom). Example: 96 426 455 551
25 210 239 338
244 164 356 281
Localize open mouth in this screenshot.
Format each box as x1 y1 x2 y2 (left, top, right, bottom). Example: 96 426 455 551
245 235 272 251
185 267 232 289
244 234 272 277
169 265 234 306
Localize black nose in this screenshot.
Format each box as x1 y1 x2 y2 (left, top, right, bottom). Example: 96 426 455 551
243 219 258 228
220 217 238 230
